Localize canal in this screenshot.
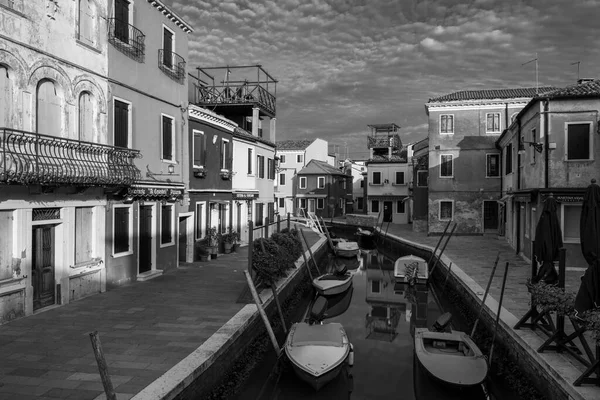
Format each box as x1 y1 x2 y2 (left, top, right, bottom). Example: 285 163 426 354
230 226 522 400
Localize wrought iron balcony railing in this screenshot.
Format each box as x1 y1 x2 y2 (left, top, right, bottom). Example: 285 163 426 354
107 18 145 62
0 128 142 186
193 82 276 116
367 134 401 150
158 50 186 84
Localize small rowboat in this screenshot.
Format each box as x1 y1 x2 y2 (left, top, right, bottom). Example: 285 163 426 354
394 255 428 285
335 241 360 258
355 228 375 248
312 272 353 296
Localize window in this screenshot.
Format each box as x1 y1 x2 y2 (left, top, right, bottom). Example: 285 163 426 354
397 200 405 214
113 98 130 148
257 155 265 178
78 91 94 142
317 198 324 209
525 206 530 239
195 202 205 240
75 207 94 264
486 113 501 133
417 170 428 187
357 197 364 210
510 113 518 124
531 128 537 164
279 173 285 185
267 158 275 179
297 154 304 163
563 204 581 243
280 155 286 163
37 79 61 136
360 180 364 188
371 280 381 293
339 198 343 210
247 148 253 174
267 202 275 223
0 66 11 128
317 176 325 189
440 114 454 134
371 200 379 213
505 143 513 174
162 26 174 68
299 176 307 189
114 0 130 43
298 198 307 209
255 203 264 226
161 204 174 245
439 201 453 220
220 139 230 170
486 154 500 177
440 154 453 178
113 205 132 256
278 198 285 208
193 130 206 167
78 0 96 46
395 171 405 185
162 114 175 161
372 171 381 185
0 210 12 280
566 122 592 161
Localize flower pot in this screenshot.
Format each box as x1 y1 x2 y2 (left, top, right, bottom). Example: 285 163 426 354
224 242 233 254
199 254 210 262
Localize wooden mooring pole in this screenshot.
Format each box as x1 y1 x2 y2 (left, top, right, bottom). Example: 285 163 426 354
244 271 281 356
89 331 117 400
488 262 510 367
300 229 321 275
297 230 314 280
470 252 501 338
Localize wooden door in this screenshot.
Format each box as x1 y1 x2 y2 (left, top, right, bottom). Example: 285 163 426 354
483 201 499 231
383 201 393 222
114 0 129 42
163 28 173 67
139 206 152 274
32 225 55 311
178 217 186 262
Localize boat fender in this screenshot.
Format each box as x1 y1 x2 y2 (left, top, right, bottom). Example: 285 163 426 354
348 343 354 366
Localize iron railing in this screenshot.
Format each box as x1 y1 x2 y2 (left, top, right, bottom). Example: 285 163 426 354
0 128 142 186
367 134 401 150
107 18 145 62
158 50 186 84
193 82 276 116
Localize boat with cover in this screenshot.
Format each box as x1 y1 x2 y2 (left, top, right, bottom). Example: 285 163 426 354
285 294 353 391
355 227 375 248
414 313 489 392
312 262 353 296
394 254 428 285
336 241 360 258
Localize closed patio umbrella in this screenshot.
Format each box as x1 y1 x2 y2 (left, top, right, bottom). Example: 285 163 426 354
574 179 600 314
532 194 562 284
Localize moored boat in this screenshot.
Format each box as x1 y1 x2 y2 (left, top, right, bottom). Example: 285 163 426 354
394 254 428 285
336 241 360 258
312 272 353 296
355 228 376 248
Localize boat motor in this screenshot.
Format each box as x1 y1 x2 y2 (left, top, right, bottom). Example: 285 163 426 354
308 296 329 325
431 312 452 332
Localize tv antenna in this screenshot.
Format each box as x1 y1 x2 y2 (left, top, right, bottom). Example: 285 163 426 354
570 61 581 81
522 53 539 95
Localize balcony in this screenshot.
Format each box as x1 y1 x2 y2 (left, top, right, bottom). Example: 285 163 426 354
0 128 141 186
108 18 145 62
158 50 186 84
367 134 401 150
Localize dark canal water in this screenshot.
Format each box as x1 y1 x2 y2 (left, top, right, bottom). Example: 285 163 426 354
232 226 523 400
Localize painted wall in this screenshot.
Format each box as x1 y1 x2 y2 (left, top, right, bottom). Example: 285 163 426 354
305 138 329 164
366 162 410 224
232 136 257 192
293 173 351 218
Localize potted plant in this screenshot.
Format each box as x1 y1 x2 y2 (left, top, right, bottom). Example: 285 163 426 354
193 166 207 178
195 242 210 262
221 228 239 254
206 227 220 259
220 170 231 180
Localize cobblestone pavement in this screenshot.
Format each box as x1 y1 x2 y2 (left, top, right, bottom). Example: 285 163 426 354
0 229 321 400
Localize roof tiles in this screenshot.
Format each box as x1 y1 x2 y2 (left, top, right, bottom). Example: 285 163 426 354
545 79 600 99
428 87 557 103
276 139 314 150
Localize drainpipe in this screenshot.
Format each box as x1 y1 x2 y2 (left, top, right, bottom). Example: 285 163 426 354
515 118 522 255
544 99 550 189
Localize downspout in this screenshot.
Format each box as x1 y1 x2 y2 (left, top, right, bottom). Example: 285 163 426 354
544 99 550 189
516 117 522 254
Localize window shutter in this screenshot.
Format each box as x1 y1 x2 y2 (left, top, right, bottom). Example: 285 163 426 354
163 29 173 67
162 116 173 160
114 100 128 148
248 148 252 174
193 133 202 166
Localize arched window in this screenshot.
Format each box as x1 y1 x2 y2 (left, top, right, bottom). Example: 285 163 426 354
78 91 94 142
78 0 96 45
0 66 11 128
36 79 61 136
510 113 518 124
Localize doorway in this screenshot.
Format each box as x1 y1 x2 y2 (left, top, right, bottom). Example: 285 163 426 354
32 225 56 311
483 201 499 232
178 217 187 262
139 205 152 274
383 201 393 222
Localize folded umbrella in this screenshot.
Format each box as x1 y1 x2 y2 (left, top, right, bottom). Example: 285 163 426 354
532 194 562 285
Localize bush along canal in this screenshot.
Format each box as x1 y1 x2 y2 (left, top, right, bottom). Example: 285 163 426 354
216 224 528 400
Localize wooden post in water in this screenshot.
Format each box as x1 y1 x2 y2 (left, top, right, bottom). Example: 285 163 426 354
264 217 269 238
488 262 510 367
277 214 281 233
271 285 287 334
300 229 321 275
470 252 501 338
89 331 117 400
244 270 281 356
247 220 254 274
297 230 314 280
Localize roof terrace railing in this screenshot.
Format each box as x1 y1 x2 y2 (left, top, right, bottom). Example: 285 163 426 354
0 128 141 186
367 134 401 149
193 82 276 116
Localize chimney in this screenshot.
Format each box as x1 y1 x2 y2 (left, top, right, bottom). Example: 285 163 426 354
577 78 595 85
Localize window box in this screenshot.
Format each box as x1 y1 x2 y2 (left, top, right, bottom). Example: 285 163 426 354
193 167 207 178
220 170 232 180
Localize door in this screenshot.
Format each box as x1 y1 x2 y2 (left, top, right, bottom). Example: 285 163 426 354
383 201 393 222
163 28 173 67
178 217 186 262
139 206 152 274
308 199 315 213
32 225 55 311
483 201 499 232
114 0 129 43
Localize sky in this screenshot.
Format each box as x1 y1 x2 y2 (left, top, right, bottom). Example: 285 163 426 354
165 0 600 160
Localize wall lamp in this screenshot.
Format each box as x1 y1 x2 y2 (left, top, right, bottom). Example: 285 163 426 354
146 164 175 178
520 137 544 153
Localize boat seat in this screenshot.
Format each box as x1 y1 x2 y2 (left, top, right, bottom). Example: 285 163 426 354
432 312 452 332
309 296 328 324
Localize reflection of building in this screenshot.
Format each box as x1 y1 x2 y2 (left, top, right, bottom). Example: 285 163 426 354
365 250 409 342
406 286 430 338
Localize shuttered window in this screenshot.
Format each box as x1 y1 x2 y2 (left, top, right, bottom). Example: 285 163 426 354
79 92 94 142
247 148 253 174
114 99 129 148
75 207 93 264
113 206 130 254
195 202 204 239
440 154 453 177
163 28 173 68
255 203 264 226
268 202 275 223
257 155 265 178
267 158 274 179
114 0 129 43
162 115 174 161
0 66 11 128
37 80 61 136
79 0 94 45
161 205 173 244
0 210 13 280
193 131 205 167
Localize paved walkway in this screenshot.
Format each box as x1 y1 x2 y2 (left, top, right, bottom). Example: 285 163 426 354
0 228 321 400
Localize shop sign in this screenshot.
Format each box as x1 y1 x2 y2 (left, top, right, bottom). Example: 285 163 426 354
128 187 184 197
513 193 531 202
555 195 584 203
233 193 259 200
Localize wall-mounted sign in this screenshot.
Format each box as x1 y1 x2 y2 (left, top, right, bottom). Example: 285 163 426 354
127 187 184 197
513 193 531 202
555 195 584 203
233 193 259 200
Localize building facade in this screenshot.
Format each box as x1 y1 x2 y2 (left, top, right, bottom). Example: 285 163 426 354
496 79 600 267
411 138 429 232
104 0 192 288
293 160 352 218
349 160 367 214
0 0 140 322
424 87 556 235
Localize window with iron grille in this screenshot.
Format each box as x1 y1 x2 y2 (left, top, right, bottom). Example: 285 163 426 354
440 154 453 177
566 123 592 161
162 115 174 161
193 130 206 167
161 204 173 245
113 206 131 255
486 154 500 177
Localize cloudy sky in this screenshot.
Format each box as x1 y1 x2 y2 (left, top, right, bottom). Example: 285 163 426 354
166 0 600 160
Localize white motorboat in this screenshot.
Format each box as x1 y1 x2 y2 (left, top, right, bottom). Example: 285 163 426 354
312 272 353 296
394 254 428 285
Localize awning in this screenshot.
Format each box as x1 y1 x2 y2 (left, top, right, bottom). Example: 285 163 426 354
125 182 185 202
497 194 513 204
